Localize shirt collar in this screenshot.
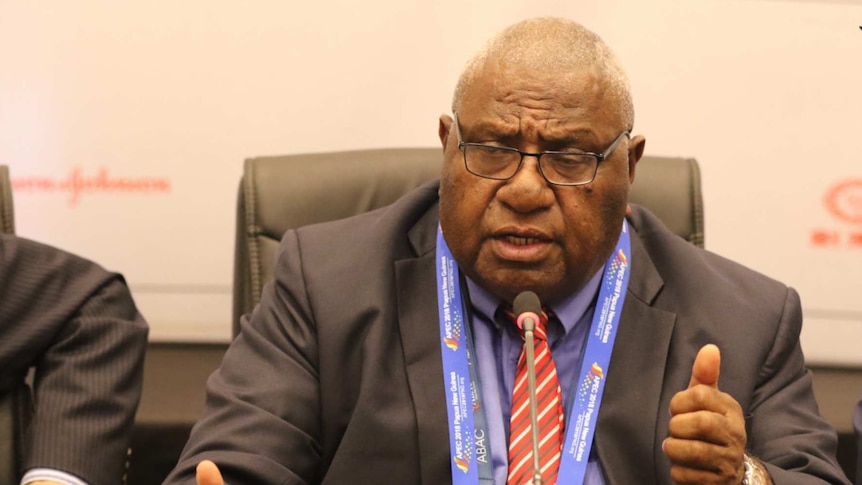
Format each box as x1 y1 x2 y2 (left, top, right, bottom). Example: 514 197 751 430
464 266 604 335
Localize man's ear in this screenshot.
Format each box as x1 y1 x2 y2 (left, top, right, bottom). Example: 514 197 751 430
439 114 453 150
627 135 646 184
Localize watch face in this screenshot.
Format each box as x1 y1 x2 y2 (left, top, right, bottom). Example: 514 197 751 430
743 455 769 485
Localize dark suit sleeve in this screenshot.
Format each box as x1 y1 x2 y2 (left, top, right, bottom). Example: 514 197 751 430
745 288 850 484
0 236 148 485
165 230 321 485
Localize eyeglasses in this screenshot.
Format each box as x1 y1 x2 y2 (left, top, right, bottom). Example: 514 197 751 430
453 113 630 186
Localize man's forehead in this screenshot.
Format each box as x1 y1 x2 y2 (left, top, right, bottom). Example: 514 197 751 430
459 114 598 144
486 54 603 85
466 60 608 107
457 65 615 142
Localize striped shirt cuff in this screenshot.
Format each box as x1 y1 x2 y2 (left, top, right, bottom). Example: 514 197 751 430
21 468 90 485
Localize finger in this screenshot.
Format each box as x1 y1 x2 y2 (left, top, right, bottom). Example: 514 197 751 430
670 385 741 416
668 410 745 447
688 344 721 389
663 438 744 480
663 437 731 471
669 463 741 485
196 460 224 485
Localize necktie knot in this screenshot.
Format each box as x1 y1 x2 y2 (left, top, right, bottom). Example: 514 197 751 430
501 304 551 341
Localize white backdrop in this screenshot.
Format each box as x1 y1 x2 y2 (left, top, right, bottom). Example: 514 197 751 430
1 0 860 364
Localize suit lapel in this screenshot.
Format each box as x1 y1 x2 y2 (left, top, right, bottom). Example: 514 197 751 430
596 226 677 485
394 207 451 485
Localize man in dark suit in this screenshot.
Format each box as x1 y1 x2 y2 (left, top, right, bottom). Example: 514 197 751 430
169 17 849 485
0 234 148 485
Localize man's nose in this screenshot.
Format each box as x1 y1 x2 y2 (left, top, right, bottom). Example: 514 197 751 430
512 154 551 185
499 156 554 213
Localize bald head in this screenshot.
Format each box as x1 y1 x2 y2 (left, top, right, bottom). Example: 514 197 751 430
452 17 634 130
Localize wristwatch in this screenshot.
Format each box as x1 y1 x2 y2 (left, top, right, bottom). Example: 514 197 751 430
741 454 769 485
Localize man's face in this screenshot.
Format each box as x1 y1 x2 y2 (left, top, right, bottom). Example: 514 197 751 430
438 59 644 304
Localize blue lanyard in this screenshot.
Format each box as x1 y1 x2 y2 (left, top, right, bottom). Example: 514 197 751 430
462 294 495 483
436 229 481 485
557 220 630 483
437 221 631 485
437 229 496 483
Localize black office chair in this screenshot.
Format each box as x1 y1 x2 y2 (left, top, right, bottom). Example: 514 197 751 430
628 155 704 248
0 165 32 485
231 148 704 336
232 148 442 336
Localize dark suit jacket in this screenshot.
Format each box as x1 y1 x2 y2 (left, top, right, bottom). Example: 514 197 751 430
167 182 848 485
0 235 149 485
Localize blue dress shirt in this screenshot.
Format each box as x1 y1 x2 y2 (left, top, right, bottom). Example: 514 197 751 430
466 269 607 485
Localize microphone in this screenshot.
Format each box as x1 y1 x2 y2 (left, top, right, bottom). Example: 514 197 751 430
513 291 544 485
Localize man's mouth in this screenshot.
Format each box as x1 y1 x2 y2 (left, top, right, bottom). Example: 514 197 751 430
488 229 554 263
503 235 545 246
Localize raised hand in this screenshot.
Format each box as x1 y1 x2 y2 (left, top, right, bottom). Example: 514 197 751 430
662 344 747 484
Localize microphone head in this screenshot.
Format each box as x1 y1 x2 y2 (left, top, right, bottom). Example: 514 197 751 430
513 291 542 317
513 291 542 331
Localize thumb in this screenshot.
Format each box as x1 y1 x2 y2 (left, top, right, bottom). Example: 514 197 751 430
688 344 721 389
196 460 224 485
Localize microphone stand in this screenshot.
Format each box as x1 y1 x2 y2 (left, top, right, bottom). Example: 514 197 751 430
521 316 543 485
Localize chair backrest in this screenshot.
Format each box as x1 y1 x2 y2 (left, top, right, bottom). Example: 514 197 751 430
0 165 29 484
232 149 704 335
232 148 441 335
0 165 14 234
628 156 704 248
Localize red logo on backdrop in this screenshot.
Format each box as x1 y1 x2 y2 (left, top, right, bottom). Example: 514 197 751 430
825 179 862 224
811 178 862 249
11 166 171 207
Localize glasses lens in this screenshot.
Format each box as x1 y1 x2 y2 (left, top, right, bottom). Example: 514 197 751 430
542 153 598 185
464 145 521 179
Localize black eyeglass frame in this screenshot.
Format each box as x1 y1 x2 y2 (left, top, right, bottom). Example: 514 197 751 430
453 113 631 186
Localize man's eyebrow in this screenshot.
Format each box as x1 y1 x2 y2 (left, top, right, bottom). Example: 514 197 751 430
461 119 520 139
461 118 598 147
539 130 594 146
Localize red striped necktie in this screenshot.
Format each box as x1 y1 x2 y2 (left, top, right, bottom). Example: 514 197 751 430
504 306 564 485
